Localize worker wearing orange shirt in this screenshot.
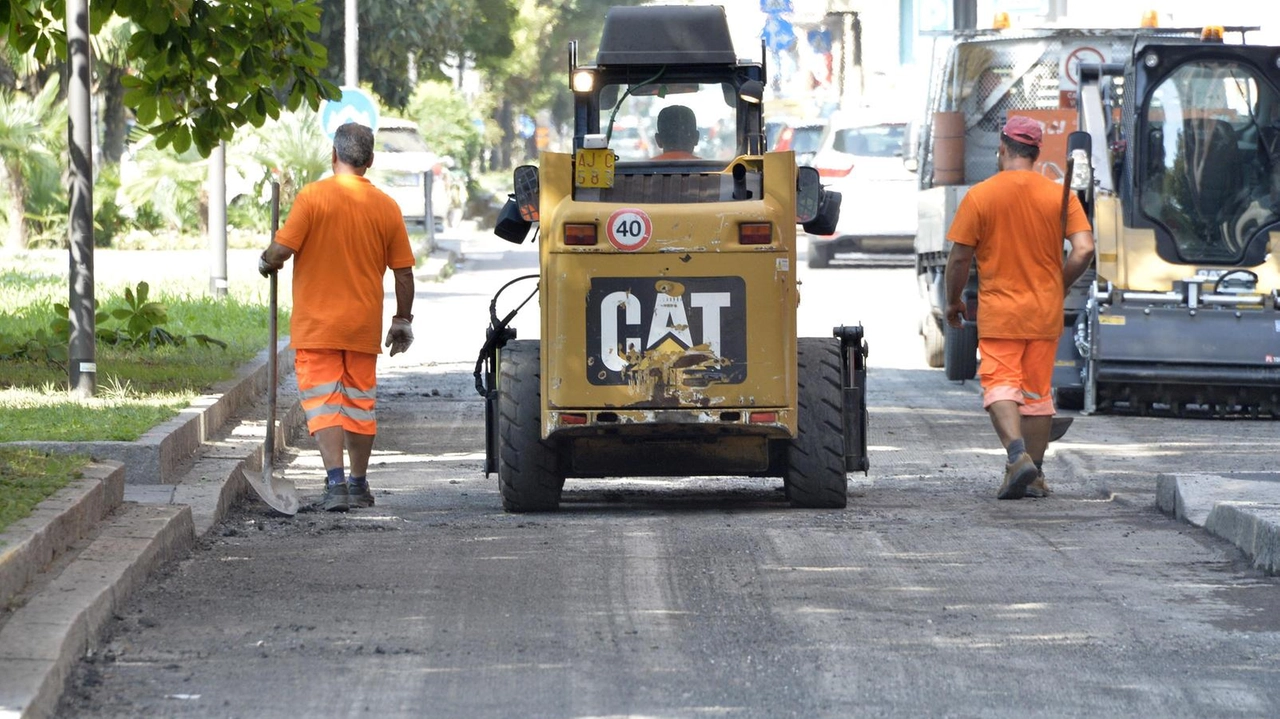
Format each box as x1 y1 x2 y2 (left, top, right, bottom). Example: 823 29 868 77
259 122 416 512
651 105 701 160
944 115 1095 500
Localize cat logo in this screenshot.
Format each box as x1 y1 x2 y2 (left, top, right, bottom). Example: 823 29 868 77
585 277 747 386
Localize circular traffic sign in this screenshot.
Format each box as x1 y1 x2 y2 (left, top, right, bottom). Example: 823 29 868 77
319 87 380 140
606 208 653 251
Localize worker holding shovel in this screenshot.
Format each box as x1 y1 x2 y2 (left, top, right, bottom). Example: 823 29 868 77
943 116 1094 500
259 121 416 512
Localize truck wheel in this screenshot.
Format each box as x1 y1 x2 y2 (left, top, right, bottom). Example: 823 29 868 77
808 242 832 269
922 314 944 368
785 338 848 508
497 340 564 512
943 322 978 381
1055 387 1084 411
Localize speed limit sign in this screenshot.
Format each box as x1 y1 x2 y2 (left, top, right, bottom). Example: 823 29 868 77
606 208 652 251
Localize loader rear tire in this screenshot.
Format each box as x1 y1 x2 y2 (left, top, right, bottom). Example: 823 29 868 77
785 338 848 508
497 340 564 512
944 322 978 381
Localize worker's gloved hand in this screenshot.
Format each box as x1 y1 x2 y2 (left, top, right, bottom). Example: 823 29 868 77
385 316 414 356
258 254 278 278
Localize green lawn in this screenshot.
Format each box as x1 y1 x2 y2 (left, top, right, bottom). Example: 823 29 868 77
0 447 87 536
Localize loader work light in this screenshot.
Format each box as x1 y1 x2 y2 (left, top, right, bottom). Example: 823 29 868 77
572 70 595 93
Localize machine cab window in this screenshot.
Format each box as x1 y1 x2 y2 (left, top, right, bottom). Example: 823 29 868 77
599 81 741 164
1139 60 1280 264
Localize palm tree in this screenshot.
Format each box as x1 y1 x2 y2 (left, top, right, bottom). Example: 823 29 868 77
0 74 66 250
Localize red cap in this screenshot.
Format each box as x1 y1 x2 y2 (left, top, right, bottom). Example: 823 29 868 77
1001 115 1042 147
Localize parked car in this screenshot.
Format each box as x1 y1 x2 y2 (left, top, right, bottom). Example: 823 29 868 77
768 117 827 166
368 117 465 232
806 117 916 267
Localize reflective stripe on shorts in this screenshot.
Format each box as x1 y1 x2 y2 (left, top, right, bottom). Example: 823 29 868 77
294 348 378 435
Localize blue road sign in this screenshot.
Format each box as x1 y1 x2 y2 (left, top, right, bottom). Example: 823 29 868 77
319 87 379 140
762 14 796 53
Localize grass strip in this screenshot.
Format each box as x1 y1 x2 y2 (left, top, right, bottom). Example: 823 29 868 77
0 448 88 535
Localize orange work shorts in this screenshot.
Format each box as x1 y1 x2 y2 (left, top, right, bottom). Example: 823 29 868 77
977 337 1057 416
294 349 378 435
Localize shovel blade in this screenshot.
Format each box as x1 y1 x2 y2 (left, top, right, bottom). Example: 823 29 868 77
247 467 300 515
1049 416 1074 443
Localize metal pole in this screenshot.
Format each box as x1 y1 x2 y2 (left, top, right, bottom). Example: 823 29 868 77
208 140 228 297
345 0 358 86
423 169 435 254
67 0 95 398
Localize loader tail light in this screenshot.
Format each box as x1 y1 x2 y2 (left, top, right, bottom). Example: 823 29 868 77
749 411 778 424
560 412 588 425
739 222 773 245
564 223 598 245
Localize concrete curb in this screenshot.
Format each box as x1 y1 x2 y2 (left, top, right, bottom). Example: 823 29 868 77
1156 473 1280 576
0 504 194 719
0 462 125 611
9 339 294 485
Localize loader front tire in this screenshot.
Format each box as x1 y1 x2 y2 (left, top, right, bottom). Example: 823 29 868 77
785 338 848 508
497 340 564 512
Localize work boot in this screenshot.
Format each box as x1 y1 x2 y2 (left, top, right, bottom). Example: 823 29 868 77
997 452 1038 500
347 478 375 508
319 481 350 512
1024 472 1052 498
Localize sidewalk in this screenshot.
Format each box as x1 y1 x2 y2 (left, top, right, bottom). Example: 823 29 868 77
0 246 457 719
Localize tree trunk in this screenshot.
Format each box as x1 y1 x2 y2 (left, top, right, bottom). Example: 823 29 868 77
100 66 127 165
497 99 513 170
2 160 29 250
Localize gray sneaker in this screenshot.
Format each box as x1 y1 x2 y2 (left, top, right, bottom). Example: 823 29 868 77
347 479 375 508
997 453 1038 500
318 482 349 512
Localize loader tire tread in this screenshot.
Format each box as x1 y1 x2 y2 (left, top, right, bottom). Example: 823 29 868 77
785 338 848 508
497 341 564 512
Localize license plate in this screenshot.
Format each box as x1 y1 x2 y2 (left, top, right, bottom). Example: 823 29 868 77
575 148 615 188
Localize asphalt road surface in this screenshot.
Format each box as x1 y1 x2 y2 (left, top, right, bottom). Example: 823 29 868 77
57 237 1280 718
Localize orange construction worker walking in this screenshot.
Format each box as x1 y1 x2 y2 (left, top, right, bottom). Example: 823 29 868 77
943 115 1095 499
258 122 417 512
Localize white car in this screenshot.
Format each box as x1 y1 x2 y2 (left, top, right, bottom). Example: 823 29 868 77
367 118 464 232
806 118 916 268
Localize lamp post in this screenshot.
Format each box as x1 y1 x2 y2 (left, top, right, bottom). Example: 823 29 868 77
67 0 95 397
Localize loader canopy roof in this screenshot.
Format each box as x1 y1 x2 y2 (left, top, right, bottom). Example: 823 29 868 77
597 5 735 66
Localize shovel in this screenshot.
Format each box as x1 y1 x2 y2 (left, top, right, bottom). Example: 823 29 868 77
247 181 299 515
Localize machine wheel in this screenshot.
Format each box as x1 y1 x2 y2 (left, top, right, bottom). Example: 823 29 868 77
497 340 564 512
785 338 848 508
1055 387 1084 411
943 322 978 381
922 314 944 368
808 242 833 269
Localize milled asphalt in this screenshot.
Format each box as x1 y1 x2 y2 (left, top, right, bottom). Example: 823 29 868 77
1 240 1279 718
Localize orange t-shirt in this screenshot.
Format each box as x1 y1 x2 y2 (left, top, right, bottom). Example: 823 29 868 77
275 174 414 354
947 170 1092 340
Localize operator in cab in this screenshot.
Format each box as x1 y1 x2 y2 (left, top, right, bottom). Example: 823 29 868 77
651 105 701 160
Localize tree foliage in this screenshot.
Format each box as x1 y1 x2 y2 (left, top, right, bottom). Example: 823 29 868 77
2 0 340 157
316 0 517 110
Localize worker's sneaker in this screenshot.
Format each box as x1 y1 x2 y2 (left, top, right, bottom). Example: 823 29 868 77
347 478 375 509
1024 472 1053 498
319 481 349 512
997 452 1038 500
